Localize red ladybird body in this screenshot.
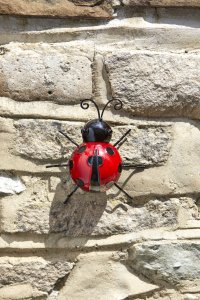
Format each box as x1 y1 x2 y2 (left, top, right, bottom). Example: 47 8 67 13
69 142 122 192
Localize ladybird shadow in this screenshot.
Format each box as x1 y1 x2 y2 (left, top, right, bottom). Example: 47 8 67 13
48 173 107 238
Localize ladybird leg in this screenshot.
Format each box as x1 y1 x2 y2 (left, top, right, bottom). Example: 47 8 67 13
59 130 79 147
113 129 131 147
116 137 127 149
114 182 133 200
122 164 146 170
46 163 69 168
64 185 79 204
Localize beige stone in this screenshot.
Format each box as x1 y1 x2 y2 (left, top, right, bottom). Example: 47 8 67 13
0 256 74 294
122 0 200 6
0 0 112 18
58 252 158 300
0 174 181 234
0 284 45 300
2 118 200 199
151 0 200 7
117 121 200 198
0 284 32 300
0 117 172 173
0 42 93 104
105 51 200 119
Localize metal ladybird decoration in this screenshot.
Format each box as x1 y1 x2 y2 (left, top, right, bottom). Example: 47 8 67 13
47 99 142 204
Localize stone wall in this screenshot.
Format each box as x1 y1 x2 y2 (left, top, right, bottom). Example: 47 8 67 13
0 1 200 299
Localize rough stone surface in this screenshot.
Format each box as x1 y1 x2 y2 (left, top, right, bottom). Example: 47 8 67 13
13 119 172 165
0 42 93 104
0 172 26 195
0 0 112 18
0 117 172 173
13 119 83 162
0 5 199 300
0 284 44 300
113 125 172 166
0 256 74 295
122 0 200 6
58 252 158 300
128 242 200 287
1 175 189 235
105 52 200 119
117 121 200 198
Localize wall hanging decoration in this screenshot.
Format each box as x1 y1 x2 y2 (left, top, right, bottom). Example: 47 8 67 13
46 100 143 203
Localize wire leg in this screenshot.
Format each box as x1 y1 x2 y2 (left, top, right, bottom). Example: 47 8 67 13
114 129 131 147
114 182 133 200
64 185 79 204
122 164 146 169
116 138 127 149
59 130 79 147
46 163 69 168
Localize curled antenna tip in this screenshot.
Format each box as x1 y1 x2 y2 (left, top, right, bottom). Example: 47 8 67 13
100 99 123 119
80 100 101 120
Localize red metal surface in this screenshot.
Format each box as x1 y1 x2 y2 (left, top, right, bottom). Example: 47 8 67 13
69 142 122 192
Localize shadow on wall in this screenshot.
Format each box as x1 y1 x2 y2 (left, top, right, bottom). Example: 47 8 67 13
48 172 107 237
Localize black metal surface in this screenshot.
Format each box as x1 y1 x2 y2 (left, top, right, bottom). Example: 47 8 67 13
46 163 69 168
80 99 123 121
116 138 127 149
106 147 115 155
64 185 79 204
59 130 79 147
122 164 146 169
113 129 131 147
80 99 101 120
90 150 101 191
81 119 112 142
114 182 133 200
100 99 123 119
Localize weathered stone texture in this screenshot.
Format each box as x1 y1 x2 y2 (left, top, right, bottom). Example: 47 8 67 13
0 0 112 18
0 117 172 172
114 125 172 166
58 252 158 300
0 174 183 234
0 5 199 299
13 119 83 162
0 43 93 104
105 52 200 119
128 242 200 287
0 256 74 295
122 0 200 6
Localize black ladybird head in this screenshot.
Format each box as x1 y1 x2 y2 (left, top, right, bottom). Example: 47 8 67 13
80 99 123 143
82 119 112 142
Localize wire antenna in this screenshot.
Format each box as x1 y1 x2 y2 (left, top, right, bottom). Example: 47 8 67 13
100 99 123 119
80 100 101 120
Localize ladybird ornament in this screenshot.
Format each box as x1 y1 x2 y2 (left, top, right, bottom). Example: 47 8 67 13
47 100 143 204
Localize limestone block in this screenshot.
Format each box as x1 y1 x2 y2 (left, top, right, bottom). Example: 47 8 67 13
113 125 172 166
105 51 200 119
0 117 83 172
57 252 158 300
122 0 200 6
0 42 93 103
0 0 112 18
0 174 184 235
13 119 83 162
0 284 45 300
117 121 200 198
128 242 200 287
0 117 172 172
0 256 74 295
0 172 25 195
